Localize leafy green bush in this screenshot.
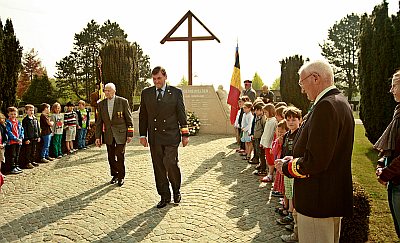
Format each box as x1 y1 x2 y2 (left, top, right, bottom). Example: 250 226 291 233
340 181 371 243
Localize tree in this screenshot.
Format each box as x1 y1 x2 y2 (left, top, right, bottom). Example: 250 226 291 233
100 38 136 107
359 0 398 144
55 20 128 101
270 77 280 90
17 48 45 98
0 18 22 113
179 76 188 86
132 42 151 96
280 55 310 115
251 72 264 90
320 13 360 101
22 73 57 105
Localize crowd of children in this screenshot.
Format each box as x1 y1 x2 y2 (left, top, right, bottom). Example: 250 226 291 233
0 100 91 177
235 95 303 242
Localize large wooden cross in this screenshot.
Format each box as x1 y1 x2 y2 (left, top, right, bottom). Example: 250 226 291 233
161 10 220 85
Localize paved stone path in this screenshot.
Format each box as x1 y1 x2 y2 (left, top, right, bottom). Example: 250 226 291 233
0 135 287 242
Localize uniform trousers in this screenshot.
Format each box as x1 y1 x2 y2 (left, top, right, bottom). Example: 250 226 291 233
106 138 126 180
297 212 341 243
150 143 181 200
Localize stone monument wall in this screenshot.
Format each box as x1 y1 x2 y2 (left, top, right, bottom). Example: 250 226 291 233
179 85 235 135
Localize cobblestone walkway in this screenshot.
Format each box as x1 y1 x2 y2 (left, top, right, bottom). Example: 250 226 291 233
0 135 287 242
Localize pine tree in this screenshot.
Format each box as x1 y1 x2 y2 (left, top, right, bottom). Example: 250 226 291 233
280 55 310 115
0 19 4 110
1 19 22 113
359 1 397 144
100 38 136 107
320 13 360 101
22 73 57 105
251 72 264 90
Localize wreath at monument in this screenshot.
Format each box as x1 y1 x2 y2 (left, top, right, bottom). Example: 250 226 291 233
187 111 201 136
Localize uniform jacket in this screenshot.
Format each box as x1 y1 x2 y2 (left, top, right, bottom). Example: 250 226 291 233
283 88 355 218
139 85 188 146
95 95 134 145
241 88 256 102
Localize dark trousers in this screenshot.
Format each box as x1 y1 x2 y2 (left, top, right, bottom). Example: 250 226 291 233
252 138 260 162
238 128 245 150
150 143 181 199
5 144 21 169
258 142 267 172
106 138 126 179
25 139 38 164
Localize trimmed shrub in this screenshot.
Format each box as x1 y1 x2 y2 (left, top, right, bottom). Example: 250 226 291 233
340 181 371 243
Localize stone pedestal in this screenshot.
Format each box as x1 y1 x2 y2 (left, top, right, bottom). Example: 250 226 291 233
180 85 234 135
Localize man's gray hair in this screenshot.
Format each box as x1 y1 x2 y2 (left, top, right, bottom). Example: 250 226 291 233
105 82 116 91
299 60 334 85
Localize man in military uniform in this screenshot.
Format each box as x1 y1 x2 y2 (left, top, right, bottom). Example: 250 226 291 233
139 66 189 208
95 83 134 187
241 80 256 102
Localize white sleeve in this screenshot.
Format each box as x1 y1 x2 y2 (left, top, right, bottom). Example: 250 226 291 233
234 110 241 128
260 119 277 148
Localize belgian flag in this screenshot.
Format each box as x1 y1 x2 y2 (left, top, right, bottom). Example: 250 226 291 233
227 45 242 124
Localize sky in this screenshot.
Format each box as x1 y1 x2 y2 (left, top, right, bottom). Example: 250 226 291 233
0 0 399 91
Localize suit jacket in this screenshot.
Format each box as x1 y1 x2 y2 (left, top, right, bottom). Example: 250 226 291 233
95 95 133 145
139 85 188 146
241 88 256 102
282 88 355 218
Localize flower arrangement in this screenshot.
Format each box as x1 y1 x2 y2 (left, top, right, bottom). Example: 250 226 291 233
186 111 201 136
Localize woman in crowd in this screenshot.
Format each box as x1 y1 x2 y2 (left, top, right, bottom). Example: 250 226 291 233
374 69 400 238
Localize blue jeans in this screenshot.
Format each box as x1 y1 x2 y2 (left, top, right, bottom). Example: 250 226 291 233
41 134 52 159
77 128 87 149
388 182 400 237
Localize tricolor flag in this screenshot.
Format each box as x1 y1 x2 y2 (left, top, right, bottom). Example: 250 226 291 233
227 45 242 124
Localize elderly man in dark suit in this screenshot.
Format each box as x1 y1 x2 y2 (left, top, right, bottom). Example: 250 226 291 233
139 66 189 208
95 83 134 187
275 60 354 243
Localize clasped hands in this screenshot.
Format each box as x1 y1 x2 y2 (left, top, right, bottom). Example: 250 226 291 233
274 156 293 175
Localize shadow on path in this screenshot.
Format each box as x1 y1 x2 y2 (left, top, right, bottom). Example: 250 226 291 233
215 152 283 242
53 151 104 169
0 182 114 241
182 152 226 187
93 206 170 242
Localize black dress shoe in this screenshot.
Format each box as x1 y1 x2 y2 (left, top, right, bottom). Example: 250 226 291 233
173 193 181 204
118 179 124 187
156 198 170 208
110 176 118 184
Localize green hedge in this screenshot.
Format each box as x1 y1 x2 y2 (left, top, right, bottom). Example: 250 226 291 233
340 181 371 243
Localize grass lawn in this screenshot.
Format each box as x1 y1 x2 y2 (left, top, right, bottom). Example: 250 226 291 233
352 124 399 242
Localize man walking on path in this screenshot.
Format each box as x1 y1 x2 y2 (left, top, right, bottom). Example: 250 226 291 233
139 66 189 208
95 83 134 187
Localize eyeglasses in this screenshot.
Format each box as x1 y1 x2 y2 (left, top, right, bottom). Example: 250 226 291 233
298 73 317 87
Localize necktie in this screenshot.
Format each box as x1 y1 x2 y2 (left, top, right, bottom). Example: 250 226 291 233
157 88 163 102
